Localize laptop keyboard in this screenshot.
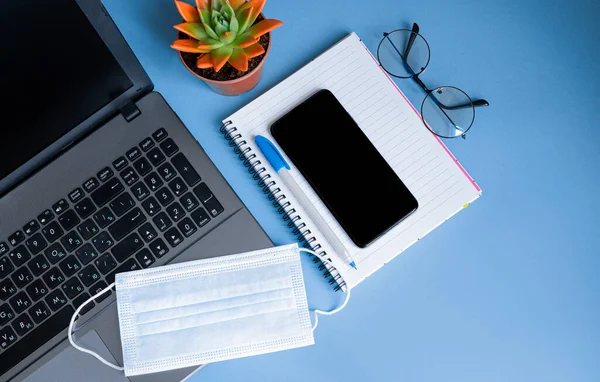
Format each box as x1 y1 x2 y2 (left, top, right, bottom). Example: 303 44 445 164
0 128 224 375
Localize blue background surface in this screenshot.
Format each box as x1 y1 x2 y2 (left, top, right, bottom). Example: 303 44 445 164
102 0 600 381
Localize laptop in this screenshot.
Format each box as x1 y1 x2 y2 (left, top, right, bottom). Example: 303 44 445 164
0 0 273 381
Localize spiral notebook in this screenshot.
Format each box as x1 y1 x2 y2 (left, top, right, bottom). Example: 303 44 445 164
220 32 481 289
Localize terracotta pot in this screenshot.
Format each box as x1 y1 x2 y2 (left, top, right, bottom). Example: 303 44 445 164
178 33 271 96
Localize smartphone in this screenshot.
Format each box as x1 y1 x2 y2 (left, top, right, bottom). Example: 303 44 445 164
271 89 418 248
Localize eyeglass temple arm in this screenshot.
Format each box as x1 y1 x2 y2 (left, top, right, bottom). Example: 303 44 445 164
404 23 420 59
435 98 490 110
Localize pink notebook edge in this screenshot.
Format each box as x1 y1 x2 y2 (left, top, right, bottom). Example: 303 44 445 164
359 41 482 193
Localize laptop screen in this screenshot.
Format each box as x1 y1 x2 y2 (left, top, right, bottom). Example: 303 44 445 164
0 0 133 182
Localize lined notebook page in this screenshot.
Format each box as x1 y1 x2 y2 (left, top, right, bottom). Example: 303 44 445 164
225 33 481 287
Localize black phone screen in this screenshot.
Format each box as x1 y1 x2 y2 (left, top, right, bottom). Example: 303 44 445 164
271 89 418 248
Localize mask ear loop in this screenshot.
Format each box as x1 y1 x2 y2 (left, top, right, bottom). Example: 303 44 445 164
299 249 352 332
68 282 124 371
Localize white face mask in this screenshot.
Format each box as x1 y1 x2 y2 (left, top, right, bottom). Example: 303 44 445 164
68 244 349 376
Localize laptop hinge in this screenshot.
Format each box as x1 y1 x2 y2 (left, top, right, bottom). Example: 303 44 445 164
119 101 141 122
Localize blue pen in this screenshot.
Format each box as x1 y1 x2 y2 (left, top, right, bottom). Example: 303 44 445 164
255 135 357 270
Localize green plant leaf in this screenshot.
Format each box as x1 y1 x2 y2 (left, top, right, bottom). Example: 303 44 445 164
203 22 220 39
197 39 224 51
174 23 210 41
199 9 211 24
229 0 246 11
228 10 239 33
215 22 228 35
228 48 249 71
231 32 258 48
236 6 253 33
219 31 237 45
211 46 233 72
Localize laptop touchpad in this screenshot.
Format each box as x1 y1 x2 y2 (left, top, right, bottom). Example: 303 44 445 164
23 330 129 382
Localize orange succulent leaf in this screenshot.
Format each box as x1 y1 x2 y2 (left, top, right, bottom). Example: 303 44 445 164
211 46 233 72
228 48 249 71
174 23 211 42
229 0 246 10
247 19 282 38
196 54 213 68
195 0 209 11
171 39 206 53
243 0 266 27
236 6 253 33
175 1 201 22
243 42 265 58
231 32 258 48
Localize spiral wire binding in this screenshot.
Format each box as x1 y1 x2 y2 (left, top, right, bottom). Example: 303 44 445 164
220 121 346 291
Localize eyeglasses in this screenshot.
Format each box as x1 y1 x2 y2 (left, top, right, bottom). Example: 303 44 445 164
377 23 490 139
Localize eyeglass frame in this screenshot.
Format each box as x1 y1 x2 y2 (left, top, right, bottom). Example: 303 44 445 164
377 22 490 139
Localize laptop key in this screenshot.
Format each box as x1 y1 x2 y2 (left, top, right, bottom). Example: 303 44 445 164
91 177 124 207
77 219 99 240
45 290 68 311
73 293 94 316
37 209 54 225
26 279 49 302
152 212 172 232
62 278 84 299
44 243 67 264
95 253 117 275
120 166 139 186
12 267 33 288
74 198 96 219
160 138 179 157
177 218 197 237
97 167 114 182
164 227 184 247
10 292 31 314
149 238 169 258
138 223 158 243
78 265 101 287
152 128 168 142
61 231 83 252
59 255 81 277
23 220 40 236
0 326 17 350
168 177 188 197
133 157 152 176
42 267 65 289
75 243 99 265
139 137 155 152
8 245 31 267
172 153 201 186
27 255 50 277
166 202 185 222
92 231 114 253
0 303 15 325
83 177 99 193
107 258 141 284
181 192 200 212
25 233 47 255
112 233 143 262
93 207 115 229
52 199 69 215
28 302 51 324
132 181 150 201
90 281 111 303
113 156 128 171
12 313 34 336
157 162 177 181
156 187 174 207
110 192 135 217
193 183 224 217
0 306 75 376
136 249 155 268
144 172 163 191
0 241 8 256
147 147 166 166
191 207 211 228
68 188 84 203
126 147 142 161
0 257 14 278
0 279 17 300
142 197 161 216
41 221 64 243
8 230 25 246
108 208 146 241
58 210 80 231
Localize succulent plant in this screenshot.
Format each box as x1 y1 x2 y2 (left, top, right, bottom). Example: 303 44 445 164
171 0 282 72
